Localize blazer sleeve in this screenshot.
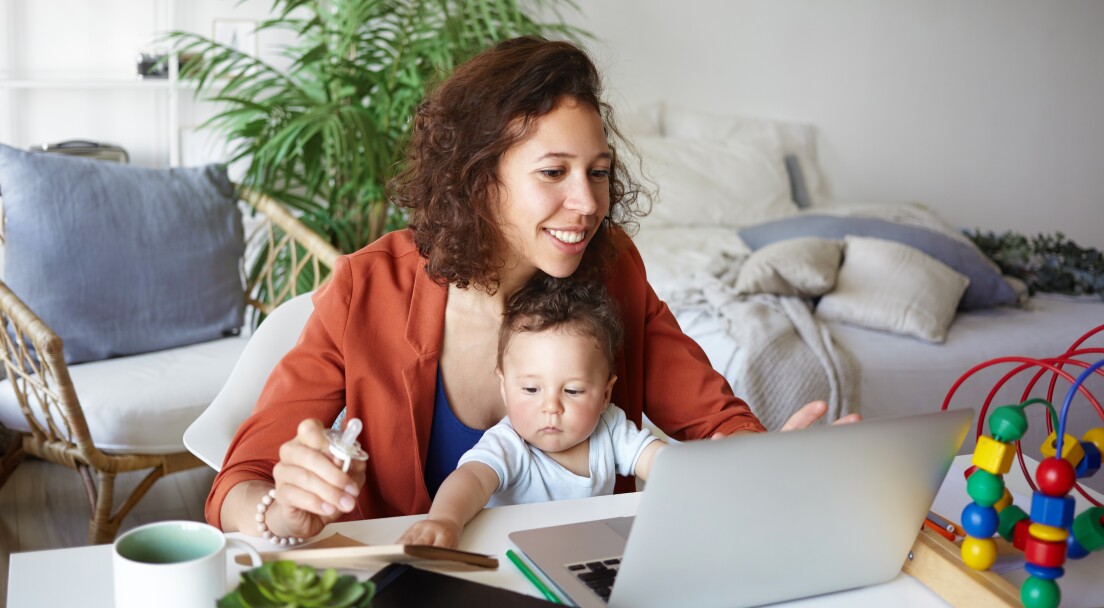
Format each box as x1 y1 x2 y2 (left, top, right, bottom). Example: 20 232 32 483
611 235 766 441
205 255 354 528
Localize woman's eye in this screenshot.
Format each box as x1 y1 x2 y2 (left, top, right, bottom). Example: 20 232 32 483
539 169 565 178
589 168 611 180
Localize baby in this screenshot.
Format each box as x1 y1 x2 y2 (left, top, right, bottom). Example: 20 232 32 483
398 275 665 548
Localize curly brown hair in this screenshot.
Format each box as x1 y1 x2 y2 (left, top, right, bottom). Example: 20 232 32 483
389 36 646 293
497 273 624 372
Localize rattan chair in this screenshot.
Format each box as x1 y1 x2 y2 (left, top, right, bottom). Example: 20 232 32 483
0 187 340 544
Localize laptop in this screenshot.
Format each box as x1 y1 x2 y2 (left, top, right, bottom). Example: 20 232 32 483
509 409 972 608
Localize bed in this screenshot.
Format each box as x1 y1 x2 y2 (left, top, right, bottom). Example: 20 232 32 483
622 103 1104 474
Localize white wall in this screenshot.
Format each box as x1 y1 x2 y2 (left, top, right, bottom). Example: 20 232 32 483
567 0 1104 249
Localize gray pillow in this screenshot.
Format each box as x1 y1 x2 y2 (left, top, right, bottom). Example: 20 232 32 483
0 144 244 364
738 214 1016 310
784 154 812 209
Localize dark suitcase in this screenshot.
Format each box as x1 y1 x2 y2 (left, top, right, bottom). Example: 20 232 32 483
31 140 129 164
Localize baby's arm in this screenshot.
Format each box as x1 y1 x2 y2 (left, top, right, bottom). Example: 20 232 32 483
632 440 666 482
396 461 500 548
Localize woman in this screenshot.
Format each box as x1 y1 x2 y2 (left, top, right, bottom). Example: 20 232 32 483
209 36 853 542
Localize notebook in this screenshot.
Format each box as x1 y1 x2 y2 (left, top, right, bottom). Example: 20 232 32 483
509 409 972 608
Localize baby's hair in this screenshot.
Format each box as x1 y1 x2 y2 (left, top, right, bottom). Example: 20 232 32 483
497 274 623 372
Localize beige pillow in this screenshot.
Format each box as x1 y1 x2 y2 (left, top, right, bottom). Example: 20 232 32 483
734 237 843 296
816 236 970 343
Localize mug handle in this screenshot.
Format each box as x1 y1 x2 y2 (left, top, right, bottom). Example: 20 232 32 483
227 538 263 569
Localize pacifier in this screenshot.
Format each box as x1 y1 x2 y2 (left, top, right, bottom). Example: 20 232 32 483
324 418 369 472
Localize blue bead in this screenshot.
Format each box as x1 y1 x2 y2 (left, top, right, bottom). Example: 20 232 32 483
1031 492 1076 529
1024 562 1065 580
961 502 1000 538
1067 535 1090 560
1076 442 1101 479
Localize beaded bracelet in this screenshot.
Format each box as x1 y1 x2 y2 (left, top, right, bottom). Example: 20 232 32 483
255 488 305 546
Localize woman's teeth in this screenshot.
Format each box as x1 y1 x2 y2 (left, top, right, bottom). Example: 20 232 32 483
548 229 584 244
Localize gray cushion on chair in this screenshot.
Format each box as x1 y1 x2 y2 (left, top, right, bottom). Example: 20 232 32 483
0 144 244 364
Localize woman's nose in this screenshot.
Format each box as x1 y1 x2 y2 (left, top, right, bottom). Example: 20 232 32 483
564 176 599 215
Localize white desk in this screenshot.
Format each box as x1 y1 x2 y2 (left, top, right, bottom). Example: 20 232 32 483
8 455 1103 607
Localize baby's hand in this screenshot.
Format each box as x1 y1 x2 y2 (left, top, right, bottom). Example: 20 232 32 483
396 519 461 548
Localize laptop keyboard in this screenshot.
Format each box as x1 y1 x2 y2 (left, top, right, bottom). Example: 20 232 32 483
566 557 622 603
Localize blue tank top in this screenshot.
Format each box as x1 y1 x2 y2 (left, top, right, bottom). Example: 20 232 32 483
423 366 486 498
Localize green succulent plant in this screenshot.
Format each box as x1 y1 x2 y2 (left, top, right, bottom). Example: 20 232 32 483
218 560 375 608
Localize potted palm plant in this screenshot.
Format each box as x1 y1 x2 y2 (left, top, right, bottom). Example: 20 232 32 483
171 0 584 308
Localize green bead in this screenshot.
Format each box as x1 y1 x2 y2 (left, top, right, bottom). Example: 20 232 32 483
1071 506 1104 551
989 406 1029 442
967 469 1005 507
1021 576 1061 608
997 504 1029 542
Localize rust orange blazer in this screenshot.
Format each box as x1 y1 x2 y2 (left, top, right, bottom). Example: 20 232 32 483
206 229 765 527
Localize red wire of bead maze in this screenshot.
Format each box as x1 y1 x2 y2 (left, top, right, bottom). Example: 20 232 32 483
940 324 1104 608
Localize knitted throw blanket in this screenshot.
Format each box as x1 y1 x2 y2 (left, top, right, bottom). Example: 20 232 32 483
665 253 858 431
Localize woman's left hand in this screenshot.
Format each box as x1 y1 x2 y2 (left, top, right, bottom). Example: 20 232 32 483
711 400 861 439
779 400 861 431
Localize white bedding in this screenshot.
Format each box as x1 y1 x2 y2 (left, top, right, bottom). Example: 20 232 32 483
634 225 1104 465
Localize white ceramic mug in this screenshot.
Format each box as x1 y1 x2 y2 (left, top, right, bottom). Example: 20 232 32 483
112 520 262 608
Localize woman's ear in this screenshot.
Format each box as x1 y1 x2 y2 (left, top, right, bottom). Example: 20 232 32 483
603 373 617 404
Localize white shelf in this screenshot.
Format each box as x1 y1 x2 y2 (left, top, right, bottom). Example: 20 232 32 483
0 78 174 89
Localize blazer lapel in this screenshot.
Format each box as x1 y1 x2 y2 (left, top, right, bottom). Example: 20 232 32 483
402 264 446 512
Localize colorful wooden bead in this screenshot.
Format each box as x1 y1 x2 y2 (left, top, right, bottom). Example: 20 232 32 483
963 464 978 480
1071 506 1104 551
1020 576 1061 608
1031 492 1076 529
966 469 1005 507
993 488 1013 513
1041 431 1086 467
1029 522 1069 543
1075 441 1101 478
998 504 1030 542
1013 518 1032 551
1024 563 1065 581
1025 535 1067 568
988 406 1028 442
961 535 998 570
1035 457 1076 496
973 435 1015 476
1083 427 1104 455
1066 535 1090 560
961 503 999 538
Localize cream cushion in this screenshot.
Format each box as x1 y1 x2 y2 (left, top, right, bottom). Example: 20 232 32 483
633 135 797 228
0 335 248 454
816 236 970 343
735 237 843 297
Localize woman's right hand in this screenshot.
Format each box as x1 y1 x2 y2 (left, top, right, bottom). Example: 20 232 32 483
266 418 367 539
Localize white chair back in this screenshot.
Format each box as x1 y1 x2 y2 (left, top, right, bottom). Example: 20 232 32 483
183 292 315 470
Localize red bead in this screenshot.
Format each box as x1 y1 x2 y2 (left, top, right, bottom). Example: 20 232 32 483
1024 535 1067 568
1036 457 1076 496
964 464 979 480
1013 518 1032 551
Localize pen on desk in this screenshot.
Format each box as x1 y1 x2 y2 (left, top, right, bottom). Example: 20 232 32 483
926 510 961 535
923 512 957 542
506 549 563 604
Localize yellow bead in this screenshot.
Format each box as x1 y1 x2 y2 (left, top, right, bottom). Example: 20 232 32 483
961 536 998 570
1041 431 1086 467
1029 522 1069 543
973 436 1015 476
1084 427 1104 455
993 488 1013 513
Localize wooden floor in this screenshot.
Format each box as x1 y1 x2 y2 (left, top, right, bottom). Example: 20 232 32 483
0 457 215 608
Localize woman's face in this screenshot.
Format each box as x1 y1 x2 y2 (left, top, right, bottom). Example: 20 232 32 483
494 96 612 283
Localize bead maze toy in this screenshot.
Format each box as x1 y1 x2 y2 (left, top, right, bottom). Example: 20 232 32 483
941 325 1104 608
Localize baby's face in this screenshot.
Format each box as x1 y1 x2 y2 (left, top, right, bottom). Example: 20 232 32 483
498 327 615 455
